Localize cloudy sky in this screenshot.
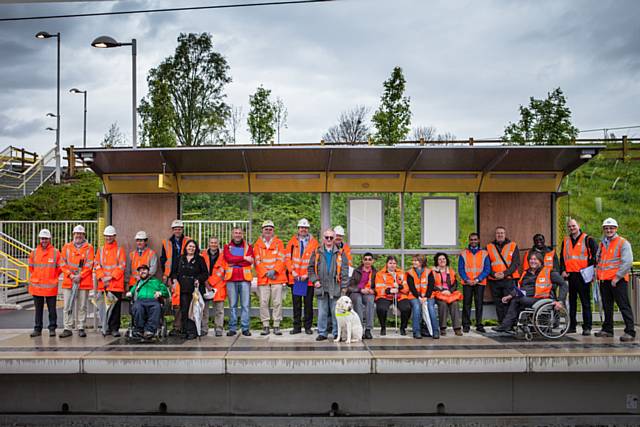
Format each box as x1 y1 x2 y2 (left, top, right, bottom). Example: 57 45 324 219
0 0 639 154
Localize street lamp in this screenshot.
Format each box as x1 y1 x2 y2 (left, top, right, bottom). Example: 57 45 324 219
91 35 137 149
35 31 61 183
70 88 87 148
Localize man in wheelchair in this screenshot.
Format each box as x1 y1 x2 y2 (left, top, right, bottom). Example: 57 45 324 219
126 264 170 339
493 252 567 333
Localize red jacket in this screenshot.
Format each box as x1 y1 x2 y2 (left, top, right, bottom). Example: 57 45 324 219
224 240 254 282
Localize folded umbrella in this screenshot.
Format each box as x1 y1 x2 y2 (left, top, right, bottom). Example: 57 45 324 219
421 299 434 336
189 287 205 336
101 291 118 336
67 259 84 317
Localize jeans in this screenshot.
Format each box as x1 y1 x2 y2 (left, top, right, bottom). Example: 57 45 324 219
408 298 422 336
132 299 162 334
227 281 251 332
423 298 440 337
350 292 375 330
33 295 57 331
317 294 338 337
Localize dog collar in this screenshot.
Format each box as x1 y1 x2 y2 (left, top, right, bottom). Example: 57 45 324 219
335 312 350 317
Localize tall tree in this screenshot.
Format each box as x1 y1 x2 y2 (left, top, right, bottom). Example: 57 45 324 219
323 105 370 143
273 97 288 144
139 32 231 147
227 105 244 145
101 122 126 148
372 66 411 145
247 86 275 145
503 87 578 145
410 125 436 142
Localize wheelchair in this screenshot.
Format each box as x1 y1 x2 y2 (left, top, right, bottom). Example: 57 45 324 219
125 296 169 342
516 298 570 341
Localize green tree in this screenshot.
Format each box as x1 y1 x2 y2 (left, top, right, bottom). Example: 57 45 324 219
503 87 578 145
372 66 411 145
247 86 275 145
139 32 231 147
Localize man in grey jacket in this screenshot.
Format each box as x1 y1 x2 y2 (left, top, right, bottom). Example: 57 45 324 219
308 228 350 341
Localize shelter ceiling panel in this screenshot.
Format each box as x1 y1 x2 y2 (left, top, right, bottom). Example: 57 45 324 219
178 173 249 193
250 172 326 193
328 171 406 192
405 172 481 192
479 172 563 192
104 174 176 194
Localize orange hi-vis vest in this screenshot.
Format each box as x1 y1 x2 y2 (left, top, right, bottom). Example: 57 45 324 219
285 235 319 285
403 268 429 300
313 247 344 285
161 235 191 277
487 241 520 279
28 244 62 297
61 241 94 290
374 267 404 301
519 267 553 299
563 234 589 273
94 241 126 292
224 242 253 282
254 237 287 285
460 248 488 285
128 247 157 287
522 249 556 272
201 251 227 302
432 267 463 303
596 236 630 282
338 242 353 268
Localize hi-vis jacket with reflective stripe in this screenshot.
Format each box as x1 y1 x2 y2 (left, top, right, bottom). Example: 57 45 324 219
254 236 287 285
28 244 62 297
60 241 94 290
337 242 353 268
518 267 553 299
522 248 557 272
201 250 227 302
161 235 191 278
562 233 589 273
285 235 319 286
596 235 631 282
403 268 429 300
459 248 489 285
374 267 405 301
94 241 126 292
487 241 520 279
128 247 158 287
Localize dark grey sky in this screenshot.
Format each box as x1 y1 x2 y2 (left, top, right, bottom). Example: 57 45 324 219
0 0 639 154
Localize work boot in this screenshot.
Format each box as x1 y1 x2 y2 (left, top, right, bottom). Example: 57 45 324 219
49 329 56 337
566 327 577 334
594 330 613 338
315 335 327 341
413 334 422 339
30 330 42 338
582 329 591 336
260 327 270 336
242 330 252 337
215 329 223 337
305 328 313 335
620 334 636 342
440 328 447 336
454 328 463 336
400 328 407 336
290 328 301 335
78 329 87 337
492 326 509 333
363 329 373 340
273 327 282 336
59 330 72 338
462 326 470 333
227 330 237 337
380 327 387 336
476 325 486 333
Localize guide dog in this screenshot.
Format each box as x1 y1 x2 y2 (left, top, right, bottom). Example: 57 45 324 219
334 295 363 344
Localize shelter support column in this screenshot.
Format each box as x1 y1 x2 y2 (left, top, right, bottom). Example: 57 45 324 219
320 192 331 233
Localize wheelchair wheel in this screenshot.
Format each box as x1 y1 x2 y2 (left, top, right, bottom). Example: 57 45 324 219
533 302 569 339
524 331 533 341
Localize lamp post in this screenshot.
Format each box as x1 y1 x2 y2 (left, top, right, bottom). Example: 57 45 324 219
70 88 87 148
91 35 137 149
35 31 61 183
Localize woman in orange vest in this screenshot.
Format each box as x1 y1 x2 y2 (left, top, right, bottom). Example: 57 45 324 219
493 251 567 333
94 225 127 337
374 256 404 336
428 252 463 336
401 255 429 339
28 229 63 337
202 237 227 337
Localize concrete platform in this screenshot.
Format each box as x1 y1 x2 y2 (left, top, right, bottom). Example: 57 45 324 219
0 328 639 417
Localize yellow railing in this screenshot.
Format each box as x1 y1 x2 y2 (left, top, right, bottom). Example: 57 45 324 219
0 235 30 288
0 267 21 288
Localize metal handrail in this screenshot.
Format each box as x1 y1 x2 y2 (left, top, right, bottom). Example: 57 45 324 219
0 147 55 192
0 234 32 256
0 252 29 287
0 267 21 288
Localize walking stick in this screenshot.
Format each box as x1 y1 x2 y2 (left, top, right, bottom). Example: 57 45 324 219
393 292 398 333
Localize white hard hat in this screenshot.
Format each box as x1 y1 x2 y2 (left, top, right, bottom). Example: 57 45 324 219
38 229 52 239
103 225 117 236
72 225 85 234
171 219 184 228
297 218 310 228
602 217 619 228
135 230 148 240
262 220 275 228
333 225 345 236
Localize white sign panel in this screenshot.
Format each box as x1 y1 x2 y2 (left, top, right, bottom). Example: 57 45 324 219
422 198 458 247
348 198 384 247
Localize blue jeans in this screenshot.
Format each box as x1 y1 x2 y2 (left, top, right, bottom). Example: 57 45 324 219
317 294 338 337
424 299 440 338
408 298 422 337
132 299 162 333
227 281 251 332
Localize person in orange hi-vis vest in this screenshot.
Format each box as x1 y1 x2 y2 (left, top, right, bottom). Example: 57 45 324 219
595 218 635 342
94 225 126 337
429 253 463 336
126 231 158 288
28 228 63 338
374 255 404 336
201 236 226 337
59 225 94 339
458 232 491 333
254 220 287 336
160 219 191 335
285 218 318 335
333 225 353 270
522 234 560 272
486 226 521 324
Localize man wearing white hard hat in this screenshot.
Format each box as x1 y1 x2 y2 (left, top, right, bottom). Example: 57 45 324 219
94 225 126 336
28 229 63 337
59 225 95 338
595 218 635 342
285 218 318 334
254 220 287 336
160 219 190 335
333 225 353 271
127 231 158 289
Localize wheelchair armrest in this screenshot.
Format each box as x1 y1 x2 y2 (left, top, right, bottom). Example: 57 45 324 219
532 298 554 310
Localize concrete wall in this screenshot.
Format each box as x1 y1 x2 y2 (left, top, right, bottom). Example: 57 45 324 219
110 194 178 274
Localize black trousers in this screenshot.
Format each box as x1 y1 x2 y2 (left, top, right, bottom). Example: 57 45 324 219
33 295 57 331
107 291 123 332
292 285 314 330
599 279 636 337
489 279 513 323
376 298 392 327
180 292 197 337
502 296 537 329
568 272 592 330
397 299 413 330
462 284 484 328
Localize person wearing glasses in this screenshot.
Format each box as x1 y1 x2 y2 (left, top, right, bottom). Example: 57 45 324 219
347 252 377 339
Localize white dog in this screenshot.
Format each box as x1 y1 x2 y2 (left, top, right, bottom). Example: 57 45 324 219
334 295 363 344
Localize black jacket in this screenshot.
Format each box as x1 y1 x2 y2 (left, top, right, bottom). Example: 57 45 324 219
347 266 377 294
171 242 208 294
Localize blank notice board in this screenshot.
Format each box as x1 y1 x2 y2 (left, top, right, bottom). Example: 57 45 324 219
348 198 384 247
422 197 458 247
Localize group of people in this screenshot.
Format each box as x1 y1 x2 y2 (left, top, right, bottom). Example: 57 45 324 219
27 216 636 342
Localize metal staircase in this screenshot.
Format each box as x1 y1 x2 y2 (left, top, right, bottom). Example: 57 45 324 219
0 146 57 204
0 232 32 309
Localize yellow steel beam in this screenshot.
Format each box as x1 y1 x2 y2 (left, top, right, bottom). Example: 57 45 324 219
479 171 563 192
178 173 249 193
